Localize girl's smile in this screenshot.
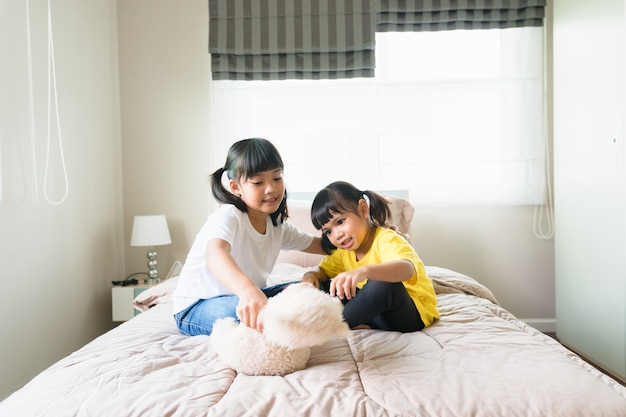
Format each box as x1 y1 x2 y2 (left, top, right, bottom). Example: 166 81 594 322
263 196 279 205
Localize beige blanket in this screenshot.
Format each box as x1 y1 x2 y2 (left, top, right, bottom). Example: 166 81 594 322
2 266 625 417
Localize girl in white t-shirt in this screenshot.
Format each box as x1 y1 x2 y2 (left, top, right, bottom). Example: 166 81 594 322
172 138 323 336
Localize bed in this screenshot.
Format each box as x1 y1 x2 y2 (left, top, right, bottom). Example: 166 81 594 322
2 199 626 417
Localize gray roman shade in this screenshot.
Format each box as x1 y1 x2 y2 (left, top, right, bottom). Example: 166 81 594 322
209 0 376 80
209 0 546 80
377 0 547 32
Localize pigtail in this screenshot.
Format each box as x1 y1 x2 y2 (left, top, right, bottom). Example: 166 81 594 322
210 167 247 213
363 190 391 228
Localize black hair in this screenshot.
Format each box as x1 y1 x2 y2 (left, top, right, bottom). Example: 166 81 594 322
311 181 391 254
210 138 288 226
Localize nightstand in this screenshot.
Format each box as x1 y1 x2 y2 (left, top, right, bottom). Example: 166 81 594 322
111 282 155 321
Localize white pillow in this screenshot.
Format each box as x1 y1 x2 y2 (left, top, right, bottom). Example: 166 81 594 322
384 195 415 235
132 277 179 312
266 263 310 286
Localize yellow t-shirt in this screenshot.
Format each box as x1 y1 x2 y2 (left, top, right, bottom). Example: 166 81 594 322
319 227 439 327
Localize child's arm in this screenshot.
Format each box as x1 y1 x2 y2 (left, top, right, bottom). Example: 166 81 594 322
300 266 329 289
205 238 267 332
331 260 415 300
301 236 325 255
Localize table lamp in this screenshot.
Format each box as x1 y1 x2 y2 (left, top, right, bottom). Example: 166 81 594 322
130 214 172 284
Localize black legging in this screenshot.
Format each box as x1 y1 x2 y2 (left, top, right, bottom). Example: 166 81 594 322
323 280 425 332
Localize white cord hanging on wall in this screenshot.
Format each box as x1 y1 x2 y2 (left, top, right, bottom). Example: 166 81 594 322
532 24 554 240
25 0 69 205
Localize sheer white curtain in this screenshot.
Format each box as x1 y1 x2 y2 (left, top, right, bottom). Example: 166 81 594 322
210 27 545 206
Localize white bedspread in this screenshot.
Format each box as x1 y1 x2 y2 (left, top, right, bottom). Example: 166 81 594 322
2 267 625 417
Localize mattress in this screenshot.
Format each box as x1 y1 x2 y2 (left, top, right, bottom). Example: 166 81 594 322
2 266 625 417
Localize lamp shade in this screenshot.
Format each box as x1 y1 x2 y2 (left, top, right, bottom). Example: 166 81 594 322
130 215 172 247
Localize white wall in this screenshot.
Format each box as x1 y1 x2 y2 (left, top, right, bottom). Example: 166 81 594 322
118 0 213 278
412 206 555 325
0 0 124 399
0 0 555 400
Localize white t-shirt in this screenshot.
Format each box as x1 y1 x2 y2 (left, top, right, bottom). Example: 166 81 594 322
172 205 314 314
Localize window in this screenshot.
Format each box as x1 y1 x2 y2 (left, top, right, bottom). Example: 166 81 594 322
211 27 545 206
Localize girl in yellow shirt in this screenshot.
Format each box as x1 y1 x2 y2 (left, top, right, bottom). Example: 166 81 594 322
301 181 439 332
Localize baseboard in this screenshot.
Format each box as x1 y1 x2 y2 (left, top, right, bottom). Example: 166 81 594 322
521 318 556 333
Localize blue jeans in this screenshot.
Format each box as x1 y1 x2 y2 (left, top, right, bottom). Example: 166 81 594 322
174 281 297 336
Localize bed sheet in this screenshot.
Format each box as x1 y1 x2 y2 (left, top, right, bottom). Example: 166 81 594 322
1 267 625 417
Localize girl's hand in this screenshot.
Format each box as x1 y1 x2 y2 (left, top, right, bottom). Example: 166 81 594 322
205 238 268 333
330 268 368 300
301 273 320 289
236 288 268 332
300 268 327 289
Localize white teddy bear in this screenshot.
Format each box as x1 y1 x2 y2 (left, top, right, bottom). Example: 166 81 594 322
211 283 350 376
